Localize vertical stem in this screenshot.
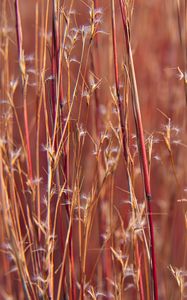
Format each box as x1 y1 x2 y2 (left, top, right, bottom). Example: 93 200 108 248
118 1 158 299
15 0 33 181
111 1 145 299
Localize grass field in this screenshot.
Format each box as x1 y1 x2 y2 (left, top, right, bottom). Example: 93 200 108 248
0 0 187 299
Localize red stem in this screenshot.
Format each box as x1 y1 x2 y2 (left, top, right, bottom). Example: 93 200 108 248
111 2 146 297
51 3 76 299
15 0 33 181
118 1 158 299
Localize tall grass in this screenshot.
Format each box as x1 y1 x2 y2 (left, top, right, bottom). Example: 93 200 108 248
0 0 186 299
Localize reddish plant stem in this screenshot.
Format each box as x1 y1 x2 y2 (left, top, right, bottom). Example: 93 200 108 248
110 1 128 162
91 0 113 296
51 3 76 299
118 1 158 299
14 0 23 62
23 77 33 181
111 2 145 299
51 0 59 123
14 0 33 181
135 241 145 300
14 2 44 298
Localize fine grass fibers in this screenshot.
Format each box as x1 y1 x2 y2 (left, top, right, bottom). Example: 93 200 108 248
0 0 187 299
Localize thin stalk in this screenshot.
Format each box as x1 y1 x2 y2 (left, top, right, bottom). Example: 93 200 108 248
118 1 158 299
14 3 43 291
110 1 145 298
91 1 113 294
14 0 33 181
